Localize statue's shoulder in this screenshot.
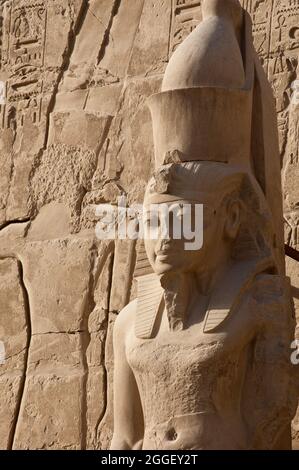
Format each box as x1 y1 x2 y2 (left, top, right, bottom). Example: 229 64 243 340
204 264 289 333
114 299 138 340
250 273 289 302
242 273 295 449
247 272 293 326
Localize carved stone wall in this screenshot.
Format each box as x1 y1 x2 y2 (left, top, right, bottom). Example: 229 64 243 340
0 0 298 449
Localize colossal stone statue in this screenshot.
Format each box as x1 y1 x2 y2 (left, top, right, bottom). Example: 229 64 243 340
111 0 297 450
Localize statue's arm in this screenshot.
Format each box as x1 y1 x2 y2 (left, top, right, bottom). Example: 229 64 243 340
242 274 297 449
110 301 144 450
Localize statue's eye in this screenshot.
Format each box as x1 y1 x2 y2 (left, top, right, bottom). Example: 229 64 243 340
143 214 160 228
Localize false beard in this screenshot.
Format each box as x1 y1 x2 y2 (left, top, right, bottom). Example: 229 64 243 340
160 272 190 332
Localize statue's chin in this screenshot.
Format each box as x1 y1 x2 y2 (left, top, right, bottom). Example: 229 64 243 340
154 258 183 276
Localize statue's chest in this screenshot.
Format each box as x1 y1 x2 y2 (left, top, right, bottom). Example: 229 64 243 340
126 327 245 424
126 324 238 380
126 315 250 421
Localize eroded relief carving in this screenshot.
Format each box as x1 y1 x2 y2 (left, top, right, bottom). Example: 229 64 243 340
111 0 297 451
0 2 46 130
171 1 202 52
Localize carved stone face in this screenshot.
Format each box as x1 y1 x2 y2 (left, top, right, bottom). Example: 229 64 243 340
143 163 245 276
143 195 224 276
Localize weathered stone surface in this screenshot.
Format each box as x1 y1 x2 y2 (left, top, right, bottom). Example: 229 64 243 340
48 112 111 152
128 0 172 77
21 237 95 334
44 1 83 69
0 0 86 225
116 77 162 202
30 145 97 231
94 0 144 83
0 0 297 450
0 130 14 225
13 332 85 450
60 0 115 93
85 84 123 116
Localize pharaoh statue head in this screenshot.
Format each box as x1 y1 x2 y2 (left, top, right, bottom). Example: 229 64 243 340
138 0 285 280
143 161 274 278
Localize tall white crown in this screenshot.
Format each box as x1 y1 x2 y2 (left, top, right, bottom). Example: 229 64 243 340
148 0 255 169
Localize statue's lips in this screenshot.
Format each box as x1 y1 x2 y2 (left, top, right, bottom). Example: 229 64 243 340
156 241 180 258
156 249 176 259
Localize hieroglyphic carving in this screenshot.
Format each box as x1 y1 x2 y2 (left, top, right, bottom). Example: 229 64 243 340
171 1 273 60
267 2 299 254
10 3 46 67
283 96 299 249
269 2 299 82
268 1 299 154
0 1 46 130
170 1 202 52
0 1 12 71
248 1 271 61
285 212 299 248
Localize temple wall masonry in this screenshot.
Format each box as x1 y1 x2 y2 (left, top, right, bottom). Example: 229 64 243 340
0 0 298 449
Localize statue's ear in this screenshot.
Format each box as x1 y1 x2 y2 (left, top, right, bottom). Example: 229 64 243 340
224 198 241 240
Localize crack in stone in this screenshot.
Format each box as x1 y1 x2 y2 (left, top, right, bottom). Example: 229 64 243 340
94 341 108 448
9 260 32 450
5 150 16 222
32 330 85 336
96 0 121 66
95 116 114 164
43 0 90 152
80 242 98 450
0 218 30 232
93 250 115 449
87 4 112 35
1 347 27 363
94 257 116 449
